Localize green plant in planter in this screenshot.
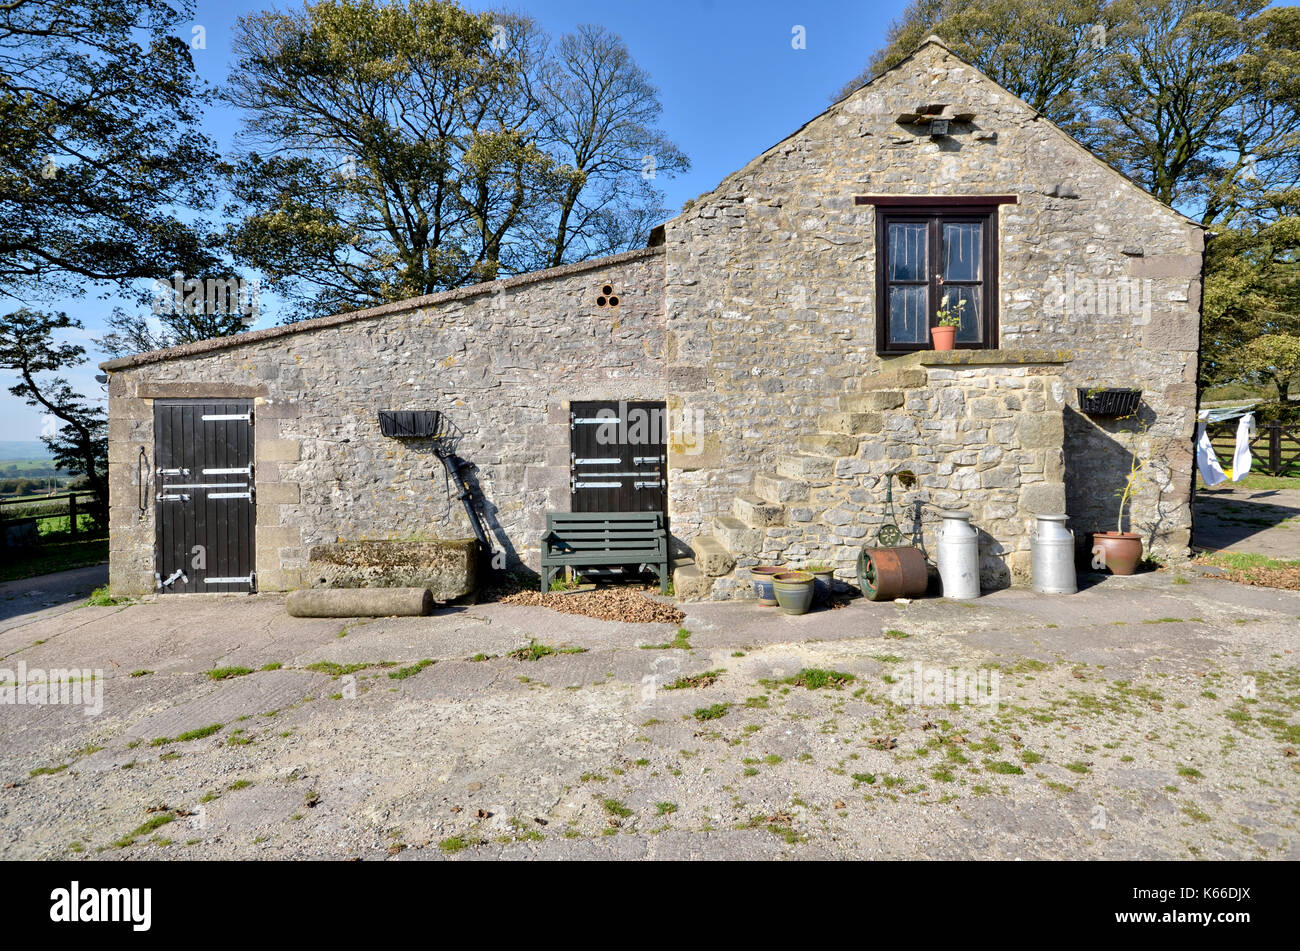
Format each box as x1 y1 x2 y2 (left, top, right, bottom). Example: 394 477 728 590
1093 416 1156 576
935 295 966 328
1113 440 1153 535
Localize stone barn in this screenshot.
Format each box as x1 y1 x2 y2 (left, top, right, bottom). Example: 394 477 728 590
102 37 1204 599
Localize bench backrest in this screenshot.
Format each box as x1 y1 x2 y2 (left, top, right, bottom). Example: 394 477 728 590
545 511 665 553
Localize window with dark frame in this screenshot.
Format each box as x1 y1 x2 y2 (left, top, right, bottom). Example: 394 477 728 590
857 197 1011 353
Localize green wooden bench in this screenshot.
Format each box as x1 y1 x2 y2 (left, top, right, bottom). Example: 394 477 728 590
541 511 669 594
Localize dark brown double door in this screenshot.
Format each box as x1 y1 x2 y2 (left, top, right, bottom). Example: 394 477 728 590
154 400 255 593
569 400 666 513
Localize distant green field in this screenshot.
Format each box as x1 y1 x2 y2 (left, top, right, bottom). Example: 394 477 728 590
0 458 63 473
0 482 105 581
0 456 72 498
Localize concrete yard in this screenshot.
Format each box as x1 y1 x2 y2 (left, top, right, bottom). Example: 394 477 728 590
0 568 1296 861
1193 485 1300 560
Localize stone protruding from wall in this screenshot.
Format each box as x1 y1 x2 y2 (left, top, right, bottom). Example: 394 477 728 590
679 350 1072 600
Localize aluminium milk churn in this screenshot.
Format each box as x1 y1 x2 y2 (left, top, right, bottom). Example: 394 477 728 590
937 510 980 600
1031 513 1077 594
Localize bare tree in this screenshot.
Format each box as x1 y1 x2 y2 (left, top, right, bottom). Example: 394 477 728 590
536 24 688 268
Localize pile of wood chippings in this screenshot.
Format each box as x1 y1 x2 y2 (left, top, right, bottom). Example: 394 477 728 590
1215 565 1300 591
499 587 685 624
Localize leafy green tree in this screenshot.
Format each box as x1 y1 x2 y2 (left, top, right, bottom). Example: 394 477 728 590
1234 334 1300 401
222 0 686 320
94 267 262 359
0 0 220 297
1201 216 1300 389
834 0 1115 139
0 311 107 525
1092 0 1300 226
223 0 552 317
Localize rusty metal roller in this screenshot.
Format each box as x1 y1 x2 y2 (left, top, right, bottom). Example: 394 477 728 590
857 546 928 601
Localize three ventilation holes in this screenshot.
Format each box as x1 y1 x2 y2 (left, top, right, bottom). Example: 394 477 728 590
596 284 620 308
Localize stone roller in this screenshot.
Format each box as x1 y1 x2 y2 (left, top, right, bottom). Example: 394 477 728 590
285 587 434 618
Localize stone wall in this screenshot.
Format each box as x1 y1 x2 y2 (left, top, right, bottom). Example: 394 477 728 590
678 350 1071 600
105 249 666 595
103 38 1204 599
663 39 1202 563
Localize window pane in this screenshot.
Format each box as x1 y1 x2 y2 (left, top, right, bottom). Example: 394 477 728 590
942 222 982 283
889 285 929 343
887 222 927 281
940 286 981 342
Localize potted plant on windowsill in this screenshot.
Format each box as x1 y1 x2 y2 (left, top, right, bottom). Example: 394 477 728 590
931 295 964 351
1092 426 1152 576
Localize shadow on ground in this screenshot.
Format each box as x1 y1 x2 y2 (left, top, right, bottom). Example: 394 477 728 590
0 563 107 632
1193 485 1300 556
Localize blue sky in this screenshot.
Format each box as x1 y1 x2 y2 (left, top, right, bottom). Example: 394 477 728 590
1 0 906 442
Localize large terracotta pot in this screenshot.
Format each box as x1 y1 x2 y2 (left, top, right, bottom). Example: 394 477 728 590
772 571 815 615
931 326 957 351
1092 532 1142 575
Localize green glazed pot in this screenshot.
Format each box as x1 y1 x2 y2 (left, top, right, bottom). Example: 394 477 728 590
772 570 815 615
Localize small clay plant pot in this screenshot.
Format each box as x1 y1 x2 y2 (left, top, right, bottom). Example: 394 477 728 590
1092 531 1142 576
749 565 785 606
772 570 815 615
930 325 957 351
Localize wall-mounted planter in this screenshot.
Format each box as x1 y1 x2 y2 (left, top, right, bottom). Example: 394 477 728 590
1077 388 1141 417
378 409 443 438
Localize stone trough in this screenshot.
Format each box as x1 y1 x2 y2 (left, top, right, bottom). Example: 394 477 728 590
306 539 477 602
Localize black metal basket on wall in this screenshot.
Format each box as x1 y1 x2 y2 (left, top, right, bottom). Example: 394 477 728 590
378 410 444 438
1077 388 1142 417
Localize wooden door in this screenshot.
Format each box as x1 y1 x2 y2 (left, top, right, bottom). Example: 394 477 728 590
569 400 666 513
154 400 255 593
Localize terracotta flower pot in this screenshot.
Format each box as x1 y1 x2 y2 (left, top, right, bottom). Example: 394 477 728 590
749 565 785 606
1092 531 1142 576
772 571 815 615
931 325 957 351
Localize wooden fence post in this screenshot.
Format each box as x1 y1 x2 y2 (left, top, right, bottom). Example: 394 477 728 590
69 493 78 536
